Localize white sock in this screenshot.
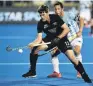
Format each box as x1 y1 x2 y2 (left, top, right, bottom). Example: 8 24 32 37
51 56 60 73
76 53 82 62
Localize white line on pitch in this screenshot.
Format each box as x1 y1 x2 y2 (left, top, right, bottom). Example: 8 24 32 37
0 63 93 65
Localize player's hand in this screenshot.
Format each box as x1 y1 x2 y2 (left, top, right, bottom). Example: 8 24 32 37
51 37 61 46
45 37 61 51
76 31 82 37
28 42 35 49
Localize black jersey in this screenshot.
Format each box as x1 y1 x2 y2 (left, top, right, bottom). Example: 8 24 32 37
37 14 65 39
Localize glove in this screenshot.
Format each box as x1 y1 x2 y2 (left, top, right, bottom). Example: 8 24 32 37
45 37 61 51
51 37 61 46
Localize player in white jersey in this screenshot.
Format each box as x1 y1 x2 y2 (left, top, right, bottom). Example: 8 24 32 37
47 1 84 78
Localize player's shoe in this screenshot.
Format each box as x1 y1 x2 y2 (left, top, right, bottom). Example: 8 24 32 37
22 70 36 78
47 71 62 78
77 72 81 78
81 73 92 83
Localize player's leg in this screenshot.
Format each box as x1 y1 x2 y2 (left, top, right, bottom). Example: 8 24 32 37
58 39 92 83
71 37 83 78
65 50 91 83
74 46 82 78
72 37 83 62
22 44 48 78
47 47 61 78
22 46 38 78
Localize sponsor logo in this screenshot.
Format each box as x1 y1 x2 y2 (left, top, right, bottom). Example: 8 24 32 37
0 11 40 22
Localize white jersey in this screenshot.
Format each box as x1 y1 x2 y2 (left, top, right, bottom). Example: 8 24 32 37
60 12 80 41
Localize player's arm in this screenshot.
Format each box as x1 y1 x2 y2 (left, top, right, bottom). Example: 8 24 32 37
32 33 42 43
77 15 84 37
28 21 43 48
79 16 84 32
28 33 42 48
51 15 70 45
51 23 70 46
56 15 70 39
58 23 70 39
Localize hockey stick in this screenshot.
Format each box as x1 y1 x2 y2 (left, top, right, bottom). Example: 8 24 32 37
6 42 51 52
38 47 57 56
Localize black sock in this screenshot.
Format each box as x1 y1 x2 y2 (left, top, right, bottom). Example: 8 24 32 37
74 61 86 74
74 61 92 83
30 53 38 73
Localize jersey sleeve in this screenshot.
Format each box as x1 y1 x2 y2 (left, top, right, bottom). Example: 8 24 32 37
37 22 43 33
56 15 65 26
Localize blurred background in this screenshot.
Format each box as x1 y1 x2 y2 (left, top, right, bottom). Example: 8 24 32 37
0 0 93 24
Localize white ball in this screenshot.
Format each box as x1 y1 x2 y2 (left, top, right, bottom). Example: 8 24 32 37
18 49 23 53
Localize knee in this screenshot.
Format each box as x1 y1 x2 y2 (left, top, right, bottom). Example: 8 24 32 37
33 45 48 54
74 47 81 55
74 49 80 55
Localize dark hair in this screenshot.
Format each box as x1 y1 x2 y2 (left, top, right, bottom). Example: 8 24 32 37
38 5 49 13
54 1 63 8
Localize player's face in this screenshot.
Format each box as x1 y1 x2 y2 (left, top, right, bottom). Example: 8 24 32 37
39 11 49 21
54 5 63 16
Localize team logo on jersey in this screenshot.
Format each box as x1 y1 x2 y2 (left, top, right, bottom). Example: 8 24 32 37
48 28 56 33
44 24 48 29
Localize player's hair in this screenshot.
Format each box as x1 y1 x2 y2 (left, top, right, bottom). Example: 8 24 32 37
38 5 49 13
54 1 63 8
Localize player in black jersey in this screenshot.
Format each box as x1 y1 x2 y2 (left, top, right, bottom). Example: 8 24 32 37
22 5 92 83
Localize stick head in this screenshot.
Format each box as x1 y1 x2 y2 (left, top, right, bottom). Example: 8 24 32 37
6 46 12 52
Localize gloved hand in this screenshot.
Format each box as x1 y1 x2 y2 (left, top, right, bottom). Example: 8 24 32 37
51 37 61 46
45 37 61 51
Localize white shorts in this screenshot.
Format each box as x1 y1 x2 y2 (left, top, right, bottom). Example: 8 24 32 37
71 36 83 49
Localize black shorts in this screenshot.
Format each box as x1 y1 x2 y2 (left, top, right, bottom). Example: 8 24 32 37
43 36 72 53
57 38 72 53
